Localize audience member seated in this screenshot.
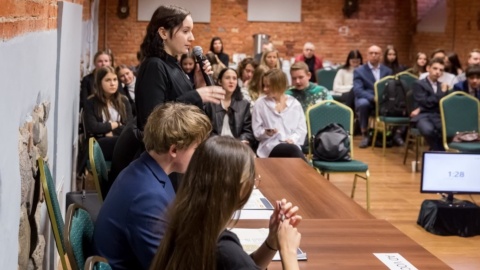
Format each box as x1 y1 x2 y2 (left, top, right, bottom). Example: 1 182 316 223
93 103 211 270
210 36 229 67
260 49 281 71
204 68 255 147
80 51 113 110
180 52 196 85
419 49 458 88
353 45 392 148
383 45 407 75
115 65 136 116
150 136 302 270
286 62 332 112
244 65 269 109
457 49 480 82
411 58 449 151
83 66 133 161
453 64 480 100
252 69 307 159
407 52 428 77
294 42 323 83
445 52 463 76
206 51 227 84
237 57 258 88
333 49 363 108
254 42 274 64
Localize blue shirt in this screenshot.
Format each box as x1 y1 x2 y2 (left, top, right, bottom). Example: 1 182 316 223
93 152 175 270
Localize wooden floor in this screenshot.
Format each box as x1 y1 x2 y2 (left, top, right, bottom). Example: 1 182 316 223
325 138 480 270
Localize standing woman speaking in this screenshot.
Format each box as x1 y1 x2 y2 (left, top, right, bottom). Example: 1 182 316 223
135 5 225 131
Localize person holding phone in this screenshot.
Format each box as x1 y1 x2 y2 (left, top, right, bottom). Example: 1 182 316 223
150 136 302 270
252 69 307 160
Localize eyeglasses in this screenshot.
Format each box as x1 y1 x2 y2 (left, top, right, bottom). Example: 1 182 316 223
254 174 261 189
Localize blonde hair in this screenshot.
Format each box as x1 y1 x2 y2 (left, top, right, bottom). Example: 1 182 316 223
260 49 281 69
263 68 288 95
248 65 269 101
143 103 212 153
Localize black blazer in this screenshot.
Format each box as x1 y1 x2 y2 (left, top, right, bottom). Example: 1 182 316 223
412 78 448 121
353 63 392 101
204 98 255 145
135 55 202 131
84 96 133 138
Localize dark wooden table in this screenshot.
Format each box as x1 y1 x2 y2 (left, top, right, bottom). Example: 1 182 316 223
255 158 374 219
235 219 452 270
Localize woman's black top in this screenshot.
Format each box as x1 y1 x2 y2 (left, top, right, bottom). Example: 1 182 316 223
135 54 203 130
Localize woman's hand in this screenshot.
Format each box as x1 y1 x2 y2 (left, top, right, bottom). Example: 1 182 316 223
197 86 225 104
194 60 213 88
265 128 278 137
277 219 301 254
266 199 302 250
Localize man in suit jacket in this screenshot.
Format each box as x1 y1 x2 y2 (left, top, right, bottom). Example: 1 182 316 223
453 64 480 100
93 103 211 270
353 45 392 148
412 58 449 151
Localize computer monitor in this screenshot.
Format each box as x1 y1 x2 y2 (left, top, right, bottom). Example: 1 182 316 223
420 152 480 203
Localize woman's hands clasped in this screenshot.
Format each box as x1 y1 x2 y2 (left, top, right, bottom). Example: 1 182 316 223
266 199 302 252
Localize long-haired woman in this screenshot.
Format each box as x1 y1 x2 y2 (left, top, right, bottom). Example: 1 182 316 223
84 66 133 160
408 52 428 77
209 36 229 67
151 136 302 270
135 5 225 132
80 50 113 110
204 68 255 147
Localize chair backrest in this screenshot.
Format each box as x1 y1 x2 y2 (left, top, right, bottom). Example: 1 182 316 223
396 71 418 91
64 203 95 270
440 91 480 147
306 100 354 158
84 256 112 270
315 68 338 90
37 158 68 270
373 75 396 119
89 137 108 202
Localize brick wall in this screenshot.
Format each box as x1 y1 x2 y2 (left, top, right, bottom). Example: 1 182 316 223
413 0 480 67
0 0 90 41
99 0 415 67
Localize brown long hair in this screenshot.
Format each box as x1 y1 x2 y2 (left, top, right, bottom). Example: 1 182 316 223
248 65 269 101
93 66 127 123
140 5 190 59
150 136 255 270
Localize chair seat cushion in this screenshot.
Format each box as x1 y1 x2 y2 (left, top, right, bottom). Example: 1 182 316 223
379 116 410 124
448 142 480 153
312 159 368 172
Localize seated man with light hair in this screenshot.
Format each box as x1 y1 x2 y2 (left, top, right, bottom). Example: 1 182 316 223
456 49 480 82
295 42 323 83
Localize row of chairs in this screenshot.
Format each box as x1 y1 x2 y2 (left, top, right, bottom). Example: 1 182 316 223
373 72 480 160
38 137 111 269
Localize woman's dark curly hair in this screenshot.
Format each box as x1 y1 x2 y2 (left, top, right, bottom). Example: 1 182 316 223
140 5 190 59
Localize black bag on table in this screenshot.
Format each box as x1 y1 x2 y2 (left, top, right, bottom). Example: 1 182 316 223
311 123 351 161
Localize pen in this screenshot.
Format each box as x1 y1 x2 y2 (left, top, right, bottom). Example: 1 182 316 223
278 201 285 221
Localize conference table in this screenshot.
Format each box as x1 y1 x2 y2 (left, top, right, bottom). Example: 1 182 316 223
237 158 451 269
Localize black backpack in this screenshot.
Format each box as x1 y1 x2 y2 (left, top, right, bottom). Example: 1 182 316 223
380 78 408 117
312 123 351 162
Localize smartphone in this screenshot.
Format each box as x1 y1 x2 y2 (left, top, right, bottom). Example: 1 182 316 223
265 128 274 132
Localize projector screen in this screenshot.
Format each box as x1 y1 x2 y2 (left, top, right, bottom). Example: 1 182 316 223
248 0 301 22
421 152 480 194
137 0 210 22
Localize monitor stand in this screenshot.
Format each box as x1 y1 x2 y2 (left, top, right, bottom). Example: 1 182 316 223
439 193 465 205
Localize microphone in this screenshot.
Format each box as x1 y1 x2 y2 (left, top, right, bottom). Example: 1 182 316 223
192 46 215 86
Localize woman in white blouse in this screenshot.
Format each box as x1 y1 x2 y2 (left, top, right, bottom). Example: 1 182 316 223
252 69 307 159
333 49 363 94
332 49 363 109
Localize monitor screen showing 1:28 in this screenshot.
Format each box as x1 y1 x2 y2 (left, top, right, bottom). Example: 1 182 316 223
421 152 480 194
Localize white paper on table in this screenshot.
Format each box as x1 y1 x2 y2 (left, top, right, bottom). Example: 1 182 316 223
373 253 418 270
242 189 274 210
236 209 273 220
230 228 307 261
